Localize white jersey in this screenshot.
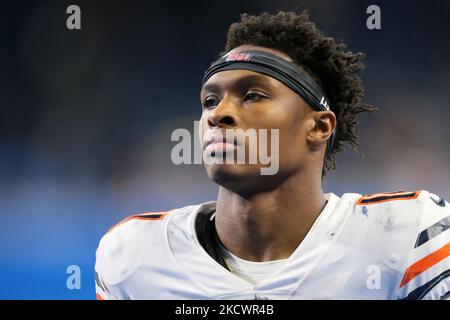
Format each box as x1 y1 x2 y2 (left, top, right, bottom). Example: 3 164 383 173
95 190 450 300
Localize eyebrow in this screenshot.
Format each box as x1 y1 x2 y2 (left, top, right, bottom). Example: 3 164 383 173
201 74 274 95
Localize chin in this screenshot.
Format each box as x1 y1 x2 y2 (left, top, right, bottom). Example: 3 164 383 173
207 163 247 185
205 163 281 197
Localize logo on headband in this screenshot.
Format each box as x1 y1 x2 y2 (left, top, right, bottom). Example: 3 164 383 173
225 52 252 62
320 96 330 110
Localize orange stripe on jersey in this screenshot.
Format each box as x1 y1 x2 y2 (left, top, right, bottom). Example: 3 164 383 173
96 293 105 300
400 242 450 288
106 210 172 234
356 191 420 205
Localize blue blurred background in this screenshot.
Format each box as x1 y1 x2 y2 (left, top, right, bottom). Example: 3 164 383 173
0 0 449 299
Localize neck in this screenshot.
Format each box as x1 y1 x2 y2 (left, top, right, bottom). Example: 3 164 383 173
214 170 327 262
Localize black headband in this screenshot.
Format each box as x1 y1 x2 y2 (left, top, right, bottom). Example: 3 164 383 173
202 50 336 154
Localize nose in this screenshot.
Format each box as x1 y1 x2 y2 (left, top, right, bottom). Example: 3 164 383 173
206 97 238 128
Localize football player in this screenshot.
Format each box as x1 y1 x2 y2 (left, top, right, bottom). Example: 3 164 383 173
95 11 450 300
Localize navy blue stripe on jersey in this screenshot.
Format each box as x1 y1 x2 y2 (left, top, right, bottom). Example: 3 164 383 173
134 214 164 219
415 216 450 248
430 195 446 207
400 269 450 300
107 211 170 234
95 271 108 293
358 192 418 204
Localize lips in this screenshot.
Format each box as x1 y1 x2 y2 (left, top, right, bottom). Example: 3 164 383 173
203 137 236 150
202 131 240 154
205 141 237 155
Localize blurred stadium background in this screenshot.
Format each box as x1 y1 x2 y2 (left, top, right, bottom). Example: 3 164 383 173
0 0 449 299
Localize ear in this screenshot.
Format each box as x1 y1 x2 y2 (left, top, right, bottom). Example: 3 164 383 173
306 111 337 152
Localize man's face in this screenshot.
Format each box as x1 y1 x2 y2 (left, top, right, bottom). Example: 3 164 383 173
199 45 317 196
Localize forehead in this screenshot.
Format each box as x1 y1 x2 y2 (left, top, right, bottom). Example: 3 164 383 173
201 69 281 95
200 50 309 111
201 45 293 94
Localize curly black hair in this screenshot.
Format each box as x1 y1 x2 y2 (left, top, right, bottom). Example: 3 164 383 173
222 10 378 177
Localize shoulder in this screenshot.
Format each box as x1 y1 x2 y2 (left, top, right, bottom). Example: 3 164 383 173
346 189 450 299
393 190 450 300
95 210 172 291
95 203 202 263
340 190 450 299
94 203 202 297
343 189 447 221
98 209 173 254
342 189 449 244
336 190 429 232
98 202 203 245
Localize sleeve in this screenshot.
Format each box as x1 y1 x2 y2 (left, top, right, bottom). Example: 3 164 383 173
397 191 450 300
94 231 131 300
94 210 172 300
95 234 118 300
95 271 114 300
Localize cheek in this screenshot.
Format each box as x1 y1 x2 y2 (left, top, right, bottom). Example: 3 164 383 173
262 103 304 143
248 101 304 148
264 103 307 166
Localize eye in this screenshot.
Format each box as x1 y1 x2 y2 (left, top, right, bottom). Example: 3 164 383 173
202 96 219 109
243 92 267 102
